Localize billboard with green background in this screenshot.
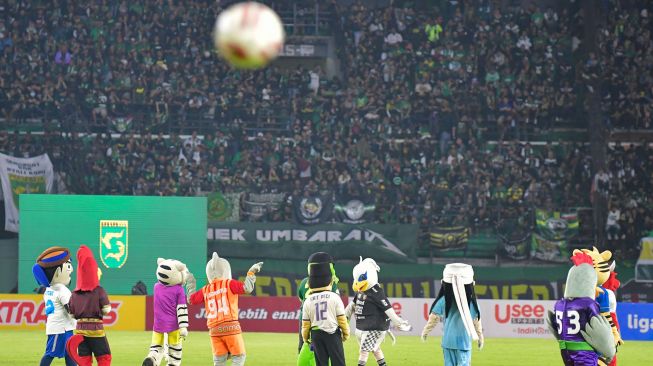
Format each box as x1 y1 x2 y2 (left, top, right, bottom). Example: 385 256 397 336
19 195 206 294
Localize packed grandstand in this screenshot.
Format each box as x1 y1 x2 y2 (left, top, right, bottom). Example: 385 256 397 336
0 0 651 260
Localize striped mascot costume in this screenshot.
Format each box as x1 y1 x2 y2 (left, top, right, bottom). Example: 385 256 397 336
573 247 623 366
143 258 192 366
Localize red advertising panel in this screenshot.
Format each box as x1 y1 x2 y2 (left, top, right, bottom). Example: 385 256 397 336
147 296 347 333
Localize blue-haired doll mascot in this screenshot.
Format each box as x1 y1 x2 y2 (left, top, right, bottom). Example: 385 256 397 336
32 246 76 366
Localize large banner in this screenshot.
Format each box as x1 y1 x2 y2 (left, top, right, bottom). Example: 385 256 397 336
207 192 241 221
429 226 470 251
349 298 555 338
535 209 579 240
531 209 579 262
0 294 145 330
292 193 333 224
334 192 375 224
498 233 530 260
19 195 206 294
0 153 54 232
146 296 313 333
616 302 653 340
243 193 286 220
531 234 569 263
208 222 418 262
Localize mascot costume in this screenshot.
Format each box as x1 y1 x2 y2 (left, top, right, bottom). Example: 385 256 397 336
143 258 192 366
546 252 616 365
187 252 263 366
602 261 621 366
421 263 484 366
300 252 349 366
33 246 76 366
573 247 623 366
66 245 112 366
297 252 340 366
345 257 412 366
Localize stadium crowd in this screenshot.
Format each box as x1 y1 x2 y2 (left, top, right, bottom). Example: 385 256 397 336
1 0 652 256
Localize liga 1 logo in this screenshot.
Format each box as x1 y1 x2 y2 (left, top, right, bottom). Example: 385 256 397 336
99 220 129 269
0 299 122 327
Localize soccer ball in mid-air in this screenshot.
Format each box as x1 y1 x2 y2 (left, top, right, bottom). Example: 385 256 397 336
214 2 285 69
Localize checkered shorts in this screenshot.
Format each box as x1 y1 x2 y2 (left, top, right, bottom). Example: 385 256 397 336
355 329 385 352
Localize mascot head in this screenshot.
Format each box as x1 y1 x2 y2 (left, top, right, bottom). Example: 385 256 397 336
307 252 335 289
75 245 102 291
206 252 232 281
433 263 479 340
32 246 73 287
573 247 612 286
564 252 598 298
156 258 189 286
603 260 620 292
352 257 380 293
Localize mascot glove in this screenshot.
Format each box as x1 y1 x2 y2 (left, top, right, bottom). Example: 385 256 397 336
341 331 349 342
397 319 412 332
615 335 624 347
185 272 197 296
248 262 264 274
420 331 428 342
179 327 188 340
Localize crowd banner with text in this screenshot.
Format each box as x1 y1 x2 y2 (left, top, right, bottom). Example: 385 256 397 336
0 153 54 232
207 192 241 221
208 222 418 262
0 294 145 330
243 193 286 220
429 226 469 251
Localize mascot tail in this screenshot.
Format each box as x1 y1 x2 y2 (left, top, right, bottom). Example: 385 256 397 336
66 335 86 365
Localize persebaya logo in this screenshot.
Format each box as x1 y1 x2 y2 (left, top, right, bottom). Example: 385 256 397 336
99 220 128 269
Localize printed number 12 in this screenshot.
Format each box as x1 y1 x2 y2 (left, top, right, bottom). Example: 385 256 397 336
315 301 328 321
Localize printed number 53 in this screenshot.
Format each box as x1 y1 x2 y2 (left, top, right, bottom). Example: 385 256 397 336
555 310 581 334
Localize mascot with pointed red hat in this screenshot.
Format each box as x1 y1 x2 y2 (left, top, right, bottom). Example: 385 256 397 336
65 245 113 366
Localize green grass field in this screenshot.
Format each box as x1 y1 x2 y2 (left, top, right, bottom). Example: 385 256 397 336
0 330 648 365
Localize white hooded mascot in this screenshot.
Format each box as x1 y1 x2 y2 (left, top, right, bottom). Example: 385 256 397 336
421 263 484 366
345 257 411 366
